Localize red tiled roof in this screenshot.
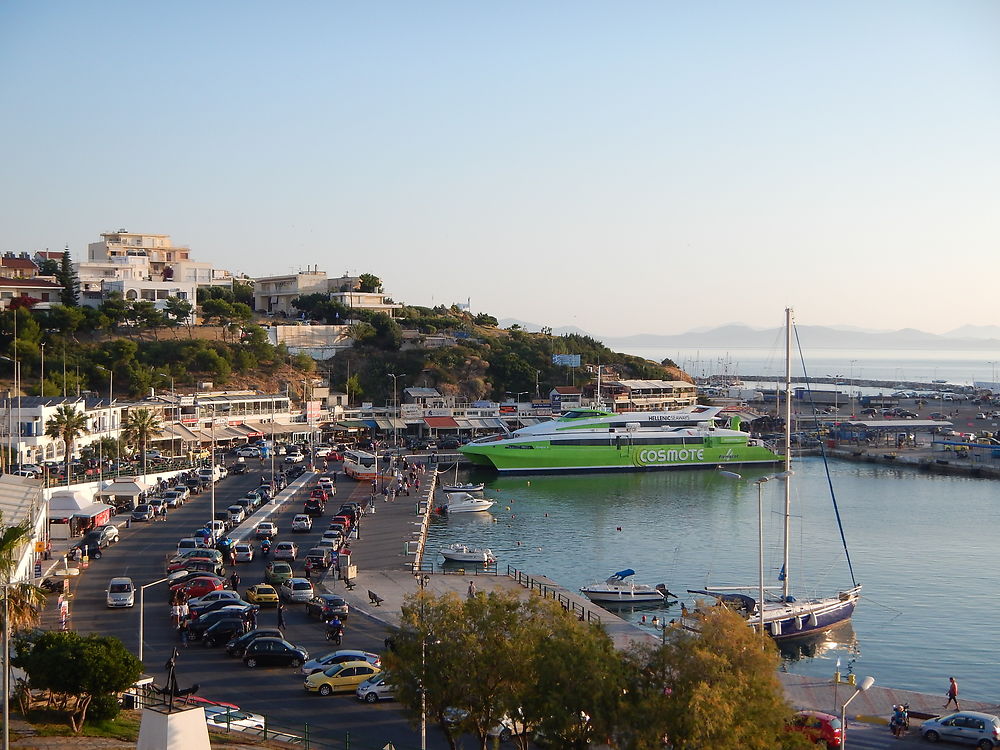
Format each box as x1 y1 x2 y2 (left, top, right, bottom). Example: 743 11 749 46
0 277 62 288
0 258 38 269
553 386 582 394
35 251 65 259
423 416 459 429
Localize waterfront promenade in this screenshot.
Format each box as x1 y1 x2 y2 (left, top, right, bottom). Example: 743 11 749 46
324 460 1000 729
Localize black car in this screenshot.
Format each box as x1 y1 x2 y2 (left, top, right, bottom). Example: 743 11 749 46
286 465 306 480
189 606 256 639
304 594 349 620
438 437 462 449
303 499 325 517
243 637 308 668
231 463 249 475
184 480 203 495
72 524 119 554
226 627 283 657
202 618 248 647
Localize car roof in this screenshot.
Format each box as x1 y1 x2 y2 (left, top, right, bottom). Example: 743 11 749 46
796 710 838 720
109 577 133 585
324 660 376 673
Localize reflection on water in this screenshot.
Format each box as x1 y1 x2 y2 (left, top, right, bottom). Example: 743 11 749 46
778 621 860 665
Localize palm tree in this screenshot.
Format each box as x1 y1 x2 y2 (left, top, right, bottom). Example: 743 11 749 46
44 405 90 486
121 408 163 477
0 519 46 630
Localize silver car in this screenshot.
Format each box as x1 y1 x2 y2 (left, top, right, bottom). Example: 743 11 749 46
356 672 394 703
921 711 1000 747
280 578 314 603
106 577 135 608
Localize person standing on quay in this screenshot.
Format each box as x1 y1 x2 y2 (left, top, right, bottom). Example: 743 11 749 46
945 676 960 709
277 601 286 629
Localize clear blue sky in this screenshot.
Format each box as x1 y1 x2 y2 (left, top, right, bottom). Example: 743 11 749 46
2 1 997 336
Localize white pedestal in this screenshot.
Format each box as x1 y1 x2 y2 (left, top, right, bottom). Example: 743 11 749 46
137 705 211 750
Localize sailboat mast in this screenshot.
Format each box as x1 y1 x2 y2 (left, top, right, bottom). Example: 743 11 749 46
782 308 793 601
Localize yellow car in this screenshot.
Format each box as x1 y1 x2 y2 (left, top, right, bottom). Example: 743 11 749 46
304 661 381 696
245 584 280 607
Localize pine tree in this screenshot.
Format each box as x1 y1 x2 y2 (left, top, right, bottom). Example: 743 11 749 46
58 250 80 306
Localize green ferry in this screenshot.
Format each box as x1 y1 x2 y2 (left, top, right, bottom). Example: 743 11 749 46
459 405 781 473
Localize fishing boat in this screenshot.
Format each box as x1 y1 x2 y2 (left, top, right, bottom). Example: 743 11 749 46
440 544 496 563
459 404 780 474
684 309 861 640
436 492 494 514
580 569 673 604
441 482 486 493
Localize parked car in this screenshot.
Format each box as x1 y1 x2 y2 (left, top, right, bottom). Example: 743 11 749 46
356 672 395 703
162 490 185 508
225 627 284 657
309 487 328 503
176 537 208 554
131 504 155 522
280 578 314 603
202 618 249 647
788 710 843 749
243 637 308 668
226 505 246 525
921 711 1000 747
189 606 257 639
244 584 280 607
230 462 249 475
74 524 119 552
305 547 333 570
187 590 242 609
291 514 313 533
304 661 381 696
235 446 261 458
439 437 462 449
273 541 298 561
170 576 224 601
304 593 349 620
105 577 135 608
301 649 380 675
203 705 266 731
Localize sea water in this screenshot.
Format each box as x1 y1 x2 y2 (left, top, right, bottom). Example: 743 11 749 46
426 459 1000 699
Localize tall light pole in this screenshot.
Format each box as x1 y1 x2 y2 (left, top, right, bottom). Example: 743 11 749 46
841 675 875 749
39 343 45 397
415 573 430 750
138 577 170 663
388 374 400 448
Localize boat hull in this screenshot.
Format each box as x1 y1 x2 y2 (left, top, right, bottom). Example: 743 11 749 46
461 438 781 474
757 591 860 641
581 590 665 604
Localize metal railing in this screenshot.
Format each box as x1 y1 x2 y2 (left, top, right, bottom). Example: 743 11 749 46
505 565 601 623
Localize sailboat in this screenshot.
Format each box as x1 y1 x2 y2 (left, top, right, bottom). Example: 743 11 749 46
685 308 861 640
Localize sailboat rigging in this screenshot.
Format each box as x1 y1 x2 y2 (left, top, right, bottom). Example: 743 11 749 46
685 308 861 640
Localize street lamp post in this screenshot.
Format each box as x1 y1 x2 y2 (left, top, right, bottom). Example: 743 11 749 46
415 573 431 750
841 675 875 749
138 577 170 663
388 374 401 448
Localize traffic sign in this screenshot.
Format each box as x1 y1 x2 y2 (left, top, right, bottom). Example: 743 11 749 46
34 562 42 578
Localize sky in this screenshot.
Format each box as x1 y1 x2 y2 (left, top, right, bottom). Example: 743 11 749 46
1 1 998 337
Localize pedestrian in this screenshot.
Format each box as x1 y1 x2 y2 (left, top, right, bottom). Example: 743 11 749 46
277 601 286 629
248 608 257 630
178 618 189 647
170 601 181 628
945 676 960 709
230 570 240 589
467 580 476 599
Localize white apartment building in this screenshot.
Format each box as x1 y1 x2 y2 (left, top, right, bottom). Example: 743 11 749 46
0 396 124 465
253 269 402 317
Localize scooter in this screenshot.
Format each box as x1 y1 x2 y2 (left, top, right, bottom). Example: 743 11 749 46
325 622 344 644
261 540 271 558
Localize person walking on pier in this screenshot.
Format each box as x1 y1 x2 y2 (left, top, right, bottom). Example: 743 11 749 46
945 677 960 709
467 580 476 599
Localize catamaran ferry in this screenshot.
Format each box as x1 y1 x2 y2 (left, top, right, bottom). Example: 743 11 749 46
458 405 781 473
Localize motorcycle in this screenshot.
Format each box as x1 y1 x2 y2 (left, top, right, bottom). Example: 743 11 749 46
890 704 909 737
260 540 271 558
325 621 344 644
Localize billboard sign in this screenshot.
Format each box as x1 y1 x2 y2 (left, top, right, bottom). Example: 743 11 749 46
552 354 581 367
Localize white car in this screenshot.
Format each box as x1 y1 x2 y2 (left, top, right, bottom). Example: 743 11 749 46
162 491 185 508
234 543 254 563
273 541 298 560
318 478 334 493
280 577 314 603
235 446 261 458
226 505 246 524
106 577 135 608
356 672 394 703
203 705 266 731
255 522 278 539
176 537 207 554
187 590 242 608
291 514 312 533
284 452 305 464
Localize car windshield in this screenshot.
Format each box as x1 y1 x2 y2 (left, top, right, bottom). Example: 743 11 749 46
109 583 132 593
323 664 346 676
293 582 311 591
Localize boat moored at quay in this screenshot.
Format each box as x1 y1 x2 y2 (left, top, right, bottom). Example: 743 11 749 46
459 405 781 473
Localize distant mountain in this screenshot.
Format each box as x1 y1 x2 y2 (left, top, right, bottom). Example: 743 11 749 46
602 324 1000 351
944 324 1000 340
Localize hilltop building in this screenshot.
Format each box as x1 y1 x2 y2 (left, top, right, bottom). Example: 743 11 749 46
253 269 401 318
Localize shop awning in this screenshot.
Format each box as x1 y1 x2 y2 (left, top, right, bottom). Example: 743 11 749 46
161 424 202 441
453 418 474 429
374 417 393 430
337 420 370 430
424 416 459 429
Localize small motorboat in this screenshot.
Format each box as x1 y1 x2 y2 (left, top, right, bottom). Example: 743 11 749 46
436 492 495 514
579 569 674 604
442 482 485 493
440 544 496 563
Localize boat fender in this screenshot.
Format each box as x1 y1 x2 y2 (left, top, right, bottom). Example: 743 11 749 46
616 527 622 531
506 506 511 511
526 481 530 486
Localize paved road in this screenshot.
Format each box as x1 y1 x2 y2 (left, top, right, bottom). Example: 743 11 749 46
48 462 437 750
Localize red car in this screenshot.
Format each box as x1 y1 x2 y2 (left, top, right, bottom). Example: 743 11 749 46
171 576 224 601
332 514 352 532
789 710 842 748
309 488 328 503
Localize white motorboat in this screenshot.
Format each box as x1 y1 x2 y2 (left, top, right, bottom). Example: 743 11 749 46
436 492 494 514
440 544 496 564
442 482 485 493
579 569 673 604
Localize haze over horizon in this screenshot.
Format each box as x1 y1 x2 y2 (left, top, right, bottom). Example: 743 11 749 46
2 2 997 337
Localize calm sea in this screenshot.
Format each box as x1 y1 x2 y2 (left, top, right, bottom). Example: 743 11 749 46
620 346 1000 386
427 459 999 700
